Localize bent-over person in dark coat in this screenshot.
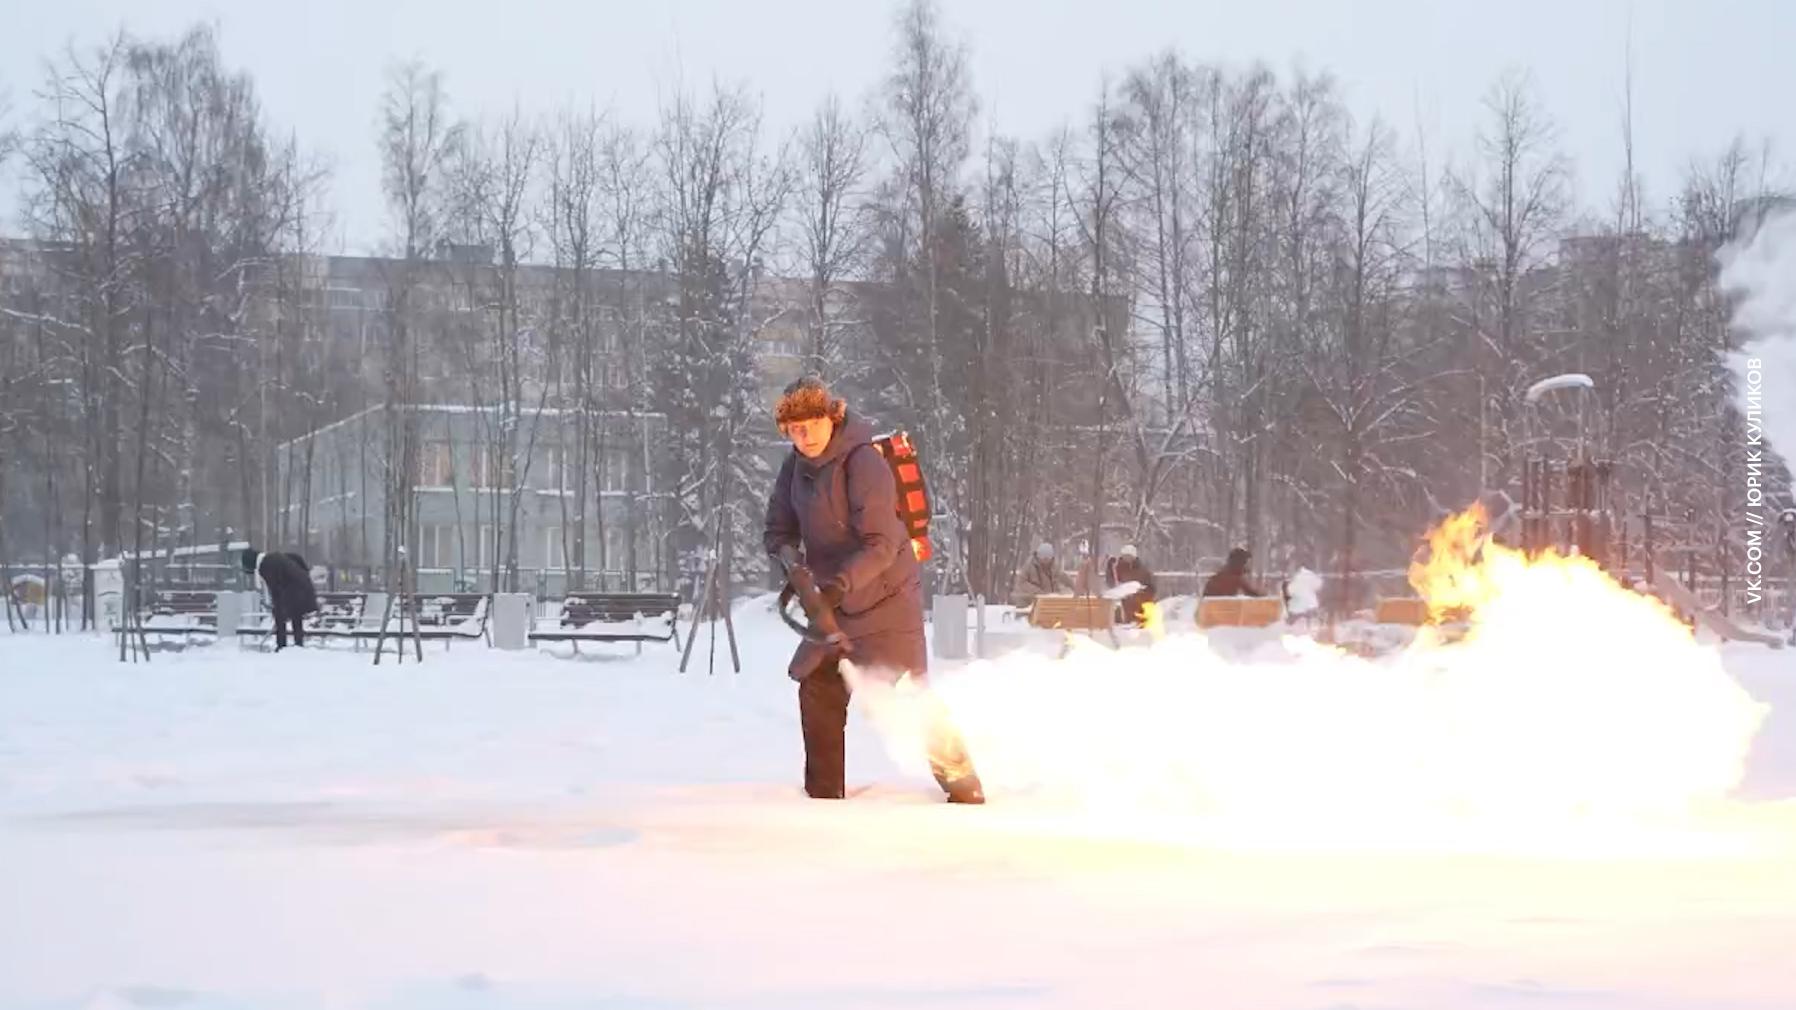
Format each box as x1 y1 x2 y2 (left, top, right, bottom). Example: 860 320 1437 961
241 548 319 650
763 376 984 804
1202 547 1264 598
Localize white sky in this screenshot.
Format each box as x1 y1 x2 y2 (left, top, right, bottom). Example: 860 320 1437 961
1 0 1790 254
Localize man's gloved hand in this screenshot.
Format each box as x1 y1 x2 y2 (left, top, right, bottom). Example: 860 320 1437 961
821 577 847 609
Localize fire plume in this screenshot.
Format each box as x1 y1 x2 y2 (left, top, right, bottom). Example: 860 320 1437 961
849 508 1770 853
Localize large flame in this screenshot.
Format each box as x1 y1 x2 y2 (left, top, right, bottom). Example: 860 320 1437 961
848 509 1770 853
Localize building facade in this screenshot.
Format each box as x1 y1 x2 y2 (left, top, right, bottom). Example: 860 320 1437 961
274 404 668 596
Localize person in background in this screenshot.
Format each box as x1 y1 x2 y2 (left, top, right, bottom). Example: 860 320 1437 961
1072 542 1098 596
1107 544 1158 624
240 547 319 650
1013 541 1067 608
1202 547 1265 598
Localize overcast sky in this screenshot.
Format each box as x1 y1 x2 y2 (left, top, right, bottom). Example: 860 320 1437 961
1 0 1790 254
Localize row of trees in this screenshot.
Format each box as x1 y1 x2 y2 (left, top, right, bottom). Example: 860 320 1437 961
0 2 1787 622
0 28 325 624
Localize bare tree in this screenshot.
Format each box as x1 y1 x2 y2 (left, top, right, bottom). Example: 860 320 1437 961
376 60 461 597
794 93 871 378
448 108 541 592
26 34 134 584
877 0 976 585
651 81 792 597
542 104 603 587
1447 71 1570 487
597 120 655 586
1305 115 1415 610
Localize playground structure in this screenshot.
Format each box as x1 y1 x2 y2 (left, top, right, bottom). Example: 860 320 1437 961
1517 374 1618 568
1515 372 1789 647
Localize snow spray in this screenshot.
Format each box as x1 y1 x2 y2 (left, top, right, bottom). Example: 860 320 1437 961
1721 210 1796 471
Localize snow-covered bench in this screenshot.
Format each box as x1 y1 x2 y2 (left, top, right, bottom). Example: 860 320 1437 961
295 593 490 650
530 592 680 655
137 590 221 639
237 591 385 648
404 593 491 646
309 592 372 634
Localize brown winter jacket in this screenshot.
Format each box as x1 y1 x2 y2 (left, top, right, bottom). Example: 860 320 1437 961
1014 558 1066 605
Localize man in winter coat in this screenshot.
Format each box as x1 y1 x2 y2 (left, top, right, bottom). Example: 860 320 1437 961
763 376 984 804
1202 547 1264 598
1013 542 1067 608
1107 544 1158 624
240 547 319 650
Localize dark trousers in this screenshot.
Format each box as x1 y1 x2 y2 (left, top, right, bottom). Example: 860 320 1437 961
797 656 981 800
273 610 306 650
798 660 852 799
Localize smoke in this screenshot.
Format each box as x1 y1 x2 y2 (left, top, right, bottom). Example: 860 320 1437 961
1720 210 1796 472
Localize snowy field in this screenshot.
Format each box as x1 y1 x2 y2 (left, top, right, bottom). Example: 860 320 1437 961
3 598 1796 1010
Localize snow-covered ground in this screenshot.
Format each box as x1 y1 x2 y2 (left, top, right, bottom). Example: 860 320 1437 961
3 599 1795 1010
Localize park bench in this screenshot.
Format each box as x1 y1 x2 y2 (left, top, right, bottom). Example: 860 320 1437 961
403 593 491 646
1028 594 1118 631
318 593 491 650
1026 594 1122 653
1373 597 1429 626
1196 595 1284 629
1371 598 1471 626
529 592 681 654
237 591 386 648
138 589 221 638
308 592 371 634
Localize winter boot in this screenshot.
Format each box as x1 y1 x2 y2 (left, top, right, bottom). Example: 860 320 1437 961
941 773 986 805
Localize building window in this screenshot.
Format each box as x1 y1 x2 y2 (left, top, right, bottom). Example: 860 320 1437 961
477 525 496 569
540 445 569 490
603 524 629 570
543 526 566 570
600 448 629 492
472 446 515 489
417 523 456 569
418 441 455 487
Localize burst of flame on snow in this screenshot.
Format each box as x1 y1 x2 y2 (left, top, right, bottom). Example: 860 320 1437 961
1139 600 1164 642
846 507 1771 855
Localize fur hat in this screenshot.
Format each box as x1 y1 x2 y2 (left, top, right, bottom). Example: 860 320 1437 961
1035 542 1055 560
239 548 258 574
775 376 846 432
1120 544 1138 559
1226 547 1251 570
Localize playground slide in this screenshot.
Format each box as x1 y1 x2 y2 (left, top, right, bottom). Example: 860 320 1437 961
1651 570 1787 649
